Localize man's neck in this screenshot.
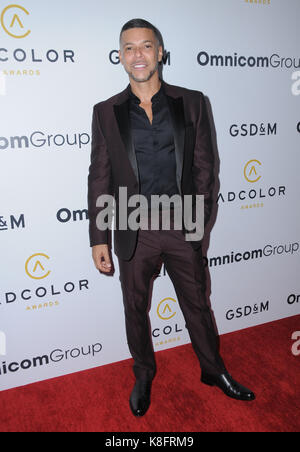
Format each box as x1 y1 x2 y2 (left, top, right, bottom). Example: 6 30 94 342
130 75 161 104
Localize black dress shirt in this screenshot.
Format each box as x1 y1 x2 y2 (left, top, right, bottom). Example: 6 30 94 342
129 84 179 205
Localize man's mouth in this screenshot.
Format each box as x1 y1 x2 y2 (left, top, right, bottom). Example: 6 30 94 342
132 63 147 69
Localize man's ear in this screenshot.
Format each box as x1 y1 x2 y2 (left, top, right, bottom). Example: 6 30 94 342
158 46 163 63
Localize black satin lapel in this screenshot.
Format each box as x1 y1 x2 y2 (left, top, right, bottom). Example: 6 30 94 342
166 96 185 195
113 101 139 185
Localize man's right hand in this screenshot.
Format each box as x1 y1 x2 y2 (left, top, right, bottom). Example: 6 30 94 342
92 244 112 273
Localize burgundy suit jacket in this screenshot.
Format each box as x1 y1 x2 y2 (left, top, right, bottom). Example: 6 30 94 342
88 81 215 261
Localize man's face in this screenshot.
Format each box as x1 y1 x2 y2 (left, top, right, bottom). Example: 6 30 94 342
119 27 163 83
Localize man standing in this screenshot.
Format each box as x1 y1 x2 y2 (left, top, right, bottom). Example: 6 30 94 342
88 19 255 417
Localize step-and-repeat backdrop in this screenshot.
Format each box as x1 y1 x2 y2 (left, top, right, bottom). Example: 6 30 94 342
0 0 299 391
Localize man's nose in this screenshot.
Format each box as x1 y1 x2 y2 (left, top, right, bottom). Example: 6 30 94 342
134 47 143 57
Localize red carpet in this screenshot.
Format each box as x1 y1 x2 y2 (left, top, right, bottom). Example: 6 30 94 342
0 315 299 432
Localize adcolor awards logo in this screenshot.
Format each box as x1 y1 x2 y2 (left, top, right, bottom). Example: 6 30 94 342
217 159 286 210
25 253 51 280
244 0 270 5
0 253 89 312
157 298 177 320
0 3 76 91
244 159 262 183
153 297 184 348
0 4 31 39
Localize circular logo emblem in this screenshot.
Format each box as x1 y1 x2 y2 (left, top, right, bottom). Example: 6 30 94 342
1 5 31 39
157 297 177 320
25 253 51 280
244 159 262 183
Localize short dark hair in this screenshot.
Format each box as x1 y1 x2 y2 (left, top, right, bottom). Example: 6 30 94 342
120 18 163 47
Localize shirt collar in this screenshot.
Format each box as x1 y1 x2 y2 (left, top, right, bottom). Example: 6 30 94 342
128 81 164 105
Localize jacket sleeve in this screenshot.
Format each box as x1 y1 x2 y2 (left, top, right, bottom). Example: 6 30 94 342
88 105 113 247
192 93 215 227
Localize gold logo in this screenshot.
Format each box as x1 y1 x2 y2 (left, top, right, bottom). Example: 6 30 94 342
244 0 271 5
25 253 51 280
244 159 262 183
157 297 177 320
1 4 31 39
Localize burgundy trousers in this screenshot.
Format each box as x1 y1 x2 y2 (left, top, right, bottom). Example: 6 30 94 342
117 209 226 381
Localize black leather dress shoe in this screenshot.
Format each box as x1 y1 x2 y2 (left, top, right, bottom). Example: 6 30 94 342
129 379 152 417
201 372 255 401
